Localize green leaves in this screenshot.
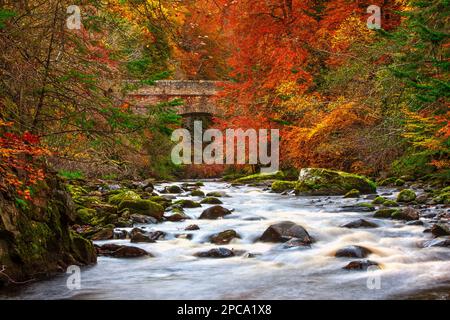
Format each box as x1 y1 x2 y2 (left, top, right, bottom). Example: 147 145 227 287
0 9 16 29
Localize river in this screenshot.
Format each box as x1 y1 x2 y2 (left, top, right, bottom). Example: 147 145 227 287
2 181 449 299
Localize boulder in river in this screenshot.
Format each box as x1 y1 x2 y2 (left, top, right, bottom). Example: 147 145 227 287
259 221 312 245
271 180 297 193
344 189 360 198
374 208 400 218
199 205 232 219
130 230 156 243
165 185 183 194
190 190 205 197
194 247 235 258
295 168 376 196
206 191 227 197
185 224 200 231
96 243 151 258
174 199 202 208
165 212 190 222
90 227 114 240
282 238 312 249
340 219 378 229
200 197 223 204
397 189 416 203
391 207 419 221
431 224 450 237
423 237 450 248
108 190 141 205
335 245 372 258
130 213 157 224
210 230 240 244
118 200 164 221
343 260 380 271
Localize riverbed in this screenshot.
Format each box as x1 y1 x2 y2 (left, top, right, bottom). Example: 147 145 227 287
2 181 449 299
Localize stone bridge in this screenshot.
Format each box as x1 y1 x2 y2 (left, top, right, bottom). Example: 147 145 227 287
128 80 222 128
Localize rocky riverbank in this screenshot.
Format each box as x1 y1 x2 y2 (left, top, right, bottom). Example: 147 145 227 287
1 168 448 299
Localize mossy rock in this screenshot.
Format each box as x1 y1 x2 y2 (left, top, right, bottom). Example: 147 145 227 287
206 191 226 197
195 182 205 187
377 177 397 186
394 179 405 186
166 185 183 193
118 200 164 220
233 171 285 183
108 190 141 205
433 192 450 205
382 200 398 207
76 208 96 225
374 209 400 218
200 197 223 205
174 199 202 208
190 190 205 197
271 180 297 193
357 202 375 210
295 168 376 195
372 196 386 205
69 231 97 265
397 189 416 203
149 196 172 208
344 189 360 198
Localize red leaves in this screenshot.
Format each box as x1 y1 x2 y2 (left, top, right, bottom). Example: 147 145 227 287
0 127 49 199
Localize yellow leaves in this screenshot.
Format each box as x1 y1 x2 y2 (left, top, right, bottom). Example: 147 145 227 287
331 15 373 50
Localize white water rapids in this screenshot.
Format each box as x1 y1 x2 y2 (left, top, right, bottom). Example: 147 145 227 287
2 181 449 299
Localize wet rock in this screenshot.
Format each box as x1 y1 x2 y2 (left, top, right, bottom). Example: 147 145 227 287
335 245 372 258
90 227 114 240
96 243 151 258
190 190 205 197
271 181 297 193
130 232 155 243
415 194 430 204
206 191 227 197
382 200 399 207
343 260 380 271
113 229 128 239
406 220 424 226
282 238 312 248
392 207 420 221
147 230 167 241
165 185 183 194
341 203 375 212
295 168 376 195
372 196 386 205
118 200 164 220
259 221 312 244
431 224 450 237
395 178 405 186
130 214 157 224
374 208 400 218
397 189 416 203
210 230 240 244
423 237 450 248
194 247 235 258
344 189 360 198
108 190 141 205
174 199 201 208
199 205 232 219
185 224 200 231
165 212 190 222
340 219 378 229
200 197 223 204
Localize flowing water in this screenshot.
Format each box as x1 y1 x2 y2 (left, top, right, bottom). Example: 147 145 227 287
2 181 449 300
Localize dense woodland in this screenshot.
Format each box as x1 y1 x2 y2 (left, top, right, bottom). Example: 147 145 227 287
0 0 449 198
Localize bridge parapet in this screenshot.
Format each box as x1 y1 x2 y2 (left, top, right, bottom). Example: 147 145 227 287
128 80 221 116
